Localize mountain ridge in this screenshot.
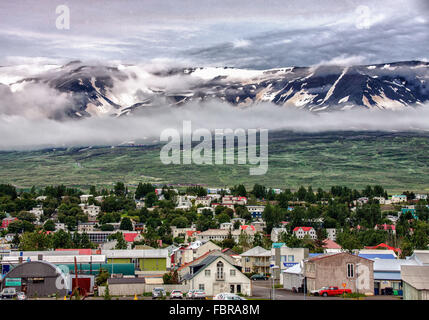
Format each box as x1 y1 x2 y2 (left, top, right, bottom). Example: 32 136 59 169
1 60 428 120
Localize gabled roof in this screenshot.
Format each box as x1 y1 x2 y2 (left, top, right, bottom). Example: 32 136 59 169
322 239 342 249
401 265 429 290
293 227 314 232
306 252 374 263
240 246 271 257
184 255 240 281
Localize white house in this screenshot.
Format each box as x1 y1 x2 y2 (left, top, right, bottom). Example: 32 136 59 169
326 228 338 241
83 205 101 222
246 205 265 219
80 194 94 203
29 206 44 222
182 255 252 296
391 195 407 203
195 197 211 207
293 227 316 239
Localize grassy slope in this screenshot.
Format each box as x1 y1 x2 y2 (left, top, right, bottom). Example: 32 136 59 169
0 131 428 193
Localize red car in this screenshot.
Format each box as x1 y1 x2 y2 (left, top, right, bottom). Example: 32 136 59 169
316 286 352 297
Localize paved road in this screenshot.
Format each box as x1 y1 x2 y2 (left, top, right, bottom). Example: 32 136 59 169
250 280 400 300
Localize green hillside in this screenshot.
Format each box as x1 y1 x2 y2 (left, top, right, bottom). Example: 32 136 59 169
1 131 429 193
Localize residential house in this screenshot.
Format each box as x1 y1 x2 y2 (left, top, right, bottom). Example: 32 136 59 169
326 228 338 241
1 217 17 230
77 222 96 233
251 221 266 233
173 240 222 267
197 206 214 214
414 194 428 201
271 227 287 243
82 205 101 222
240 246 271 274
304 252 374 295
220 222 233 230
271 243 309 280
170 226 197 239
374 224 396 235
195 197 211 207
358 249 397 260
373 259 418 295
181 255 252 296
80 194 93 203
391 195 407 203
246 205 265 219
401 265 429 300
176 196 192 210
293 227 316 240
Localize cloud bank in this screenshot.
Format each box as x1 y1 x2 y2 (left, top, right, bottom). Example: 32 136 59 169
1 101 429 150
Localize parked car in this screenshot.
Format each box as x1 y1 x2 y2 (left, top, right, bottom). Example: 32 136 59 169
170 290 183 299
0 288 17 299
193 290 206 300
152 287 167 299
311 286 329 296
250 274 269 281
213 293 247 300
186 289 196 299
17 292 26 300
317 286 352 297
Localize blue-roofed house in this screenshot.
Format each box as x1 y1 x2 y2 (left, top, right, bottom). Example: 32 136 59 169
358 249 397 260
373 259 419 296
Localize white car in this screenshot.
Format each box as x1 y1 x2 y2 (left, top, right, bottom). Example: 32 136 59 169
213 293 247 300
311 286 329 296
170 290 183 299
17 292 27 300
186 289 196 299
193 290 206 300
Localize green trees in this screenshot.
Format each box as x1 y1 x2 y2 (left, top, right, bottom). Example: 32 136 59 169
336 230 362 252
252 184 267 199
43 219 56 231
19 231 52 251
145 192 157 208
108 232 128 249
135 183 155 200
262 204 283 234
119 217 133 231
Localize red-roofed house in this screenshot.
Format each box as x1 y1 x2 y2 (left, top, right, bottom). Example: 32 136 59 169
1 217 17 229
293 227 316 239
322 239 342 250
123 232 142 243
375 224 396 235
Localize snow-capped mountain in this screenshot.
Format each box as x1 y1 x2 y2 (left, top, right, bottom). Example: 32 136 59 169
1 60 428 119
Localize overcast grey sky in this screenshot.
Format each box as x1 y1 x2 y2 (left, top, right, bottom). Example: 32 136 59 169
0 0 428 68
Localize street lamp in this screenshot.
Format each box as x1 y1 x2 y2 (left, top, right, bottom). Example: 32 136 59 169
270 265 279 300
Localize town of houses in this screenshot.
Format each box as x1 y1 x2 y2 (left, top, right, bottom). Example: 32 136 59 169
0 182 428 300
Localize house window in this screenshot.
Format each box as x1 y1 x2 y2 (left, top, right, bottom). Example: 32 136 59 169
347 263 354 278
288 255 294 262
199 284 205 290
245 267 250 273
205 270 211 277
217 261 224 279
230 269 236 276
245 257 250 263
